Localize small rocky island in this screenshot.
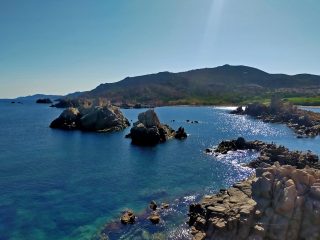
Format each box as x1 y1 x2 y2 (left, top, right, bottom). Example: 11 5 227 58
189 138 320 240
36 98 53 104
231 97 320 137
125 109 187 145
50 104 130 132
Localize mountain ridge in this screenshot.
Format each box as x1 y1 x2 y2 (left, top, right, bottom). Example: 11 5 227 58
77 64 320 106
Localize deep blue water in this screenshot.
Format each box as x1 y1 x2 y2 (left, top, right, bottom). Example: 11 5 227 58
0 102 319 240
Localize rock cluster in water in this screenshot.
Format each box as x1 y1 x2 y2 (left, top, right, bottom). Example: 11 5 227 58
190 138 320 240
231 98 320 137
50 105 130 132
126 109 187 145
120 210 136 224
210 137 319 169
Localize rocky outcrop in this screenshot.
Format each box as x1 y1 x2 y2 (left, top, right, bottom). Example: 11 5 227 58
175 127 188 140
50 105 130 132
49 107 81 130
230 106 244 114
189 163 320 240
189 178 255 240
149 200 157 211
127 109 186 145
212 137 319 169
231 98 320 137
120 210 136 224
148 212 161 224
36 98 52 104
190 139 320 240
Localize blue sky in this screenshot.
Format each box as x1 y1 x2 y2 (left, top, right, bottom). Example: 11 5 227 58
0 0 319 98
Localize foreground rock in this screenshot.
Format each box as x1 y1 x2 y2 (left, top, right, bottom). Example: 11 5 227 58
50 105 130 132
126 109 187 145
231 98 320 137
190 138 320 240
189 163 320 240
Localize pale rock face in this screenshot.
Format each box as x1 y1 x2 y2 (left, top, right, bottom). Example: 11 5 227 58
189 163 320 240
50 105 130 132
80 106 129 131
137 109 160 128
291 169 310 185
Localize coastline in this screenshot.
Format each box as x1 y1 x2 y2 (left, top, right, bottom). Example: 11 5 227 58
99 137 320 239
189 138 320 240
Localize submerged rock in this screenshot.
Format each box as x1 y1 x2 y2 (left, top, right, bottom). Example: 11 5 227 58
50 105 130 132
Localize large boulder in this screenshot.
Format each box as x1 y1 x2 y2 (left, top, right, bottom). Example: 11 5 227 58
50 105 130 132
120 210 135 224
128 109 179 145
175 127 187 139
50 107 81 130
80 106 130 132
137 109 161 128
130 123 174 145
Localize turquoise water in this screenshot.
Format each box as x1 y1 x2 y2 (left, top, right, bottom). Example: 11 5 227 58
0 102 319 240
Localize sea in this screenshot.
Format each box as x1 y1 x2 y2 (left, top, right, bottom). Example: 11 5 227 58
0 101 319 240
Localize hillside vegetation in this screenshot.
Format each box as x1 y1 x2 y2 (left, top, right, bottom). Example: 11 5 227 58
73 65 320 106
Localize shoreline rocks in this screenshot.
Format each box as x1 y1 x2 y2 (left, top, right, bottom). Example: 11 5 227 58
189 138 320 240
231 98 320 137
212 137 319 169
189 163 320 240
50 105 130 132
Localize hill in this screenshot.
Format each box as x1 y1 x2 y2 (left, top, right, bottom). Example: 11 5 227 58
14 94 63 102
75 65 320 106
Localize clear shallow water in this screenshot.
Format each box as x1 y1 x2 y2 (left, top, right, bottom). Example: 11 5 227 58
0 102 319 240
